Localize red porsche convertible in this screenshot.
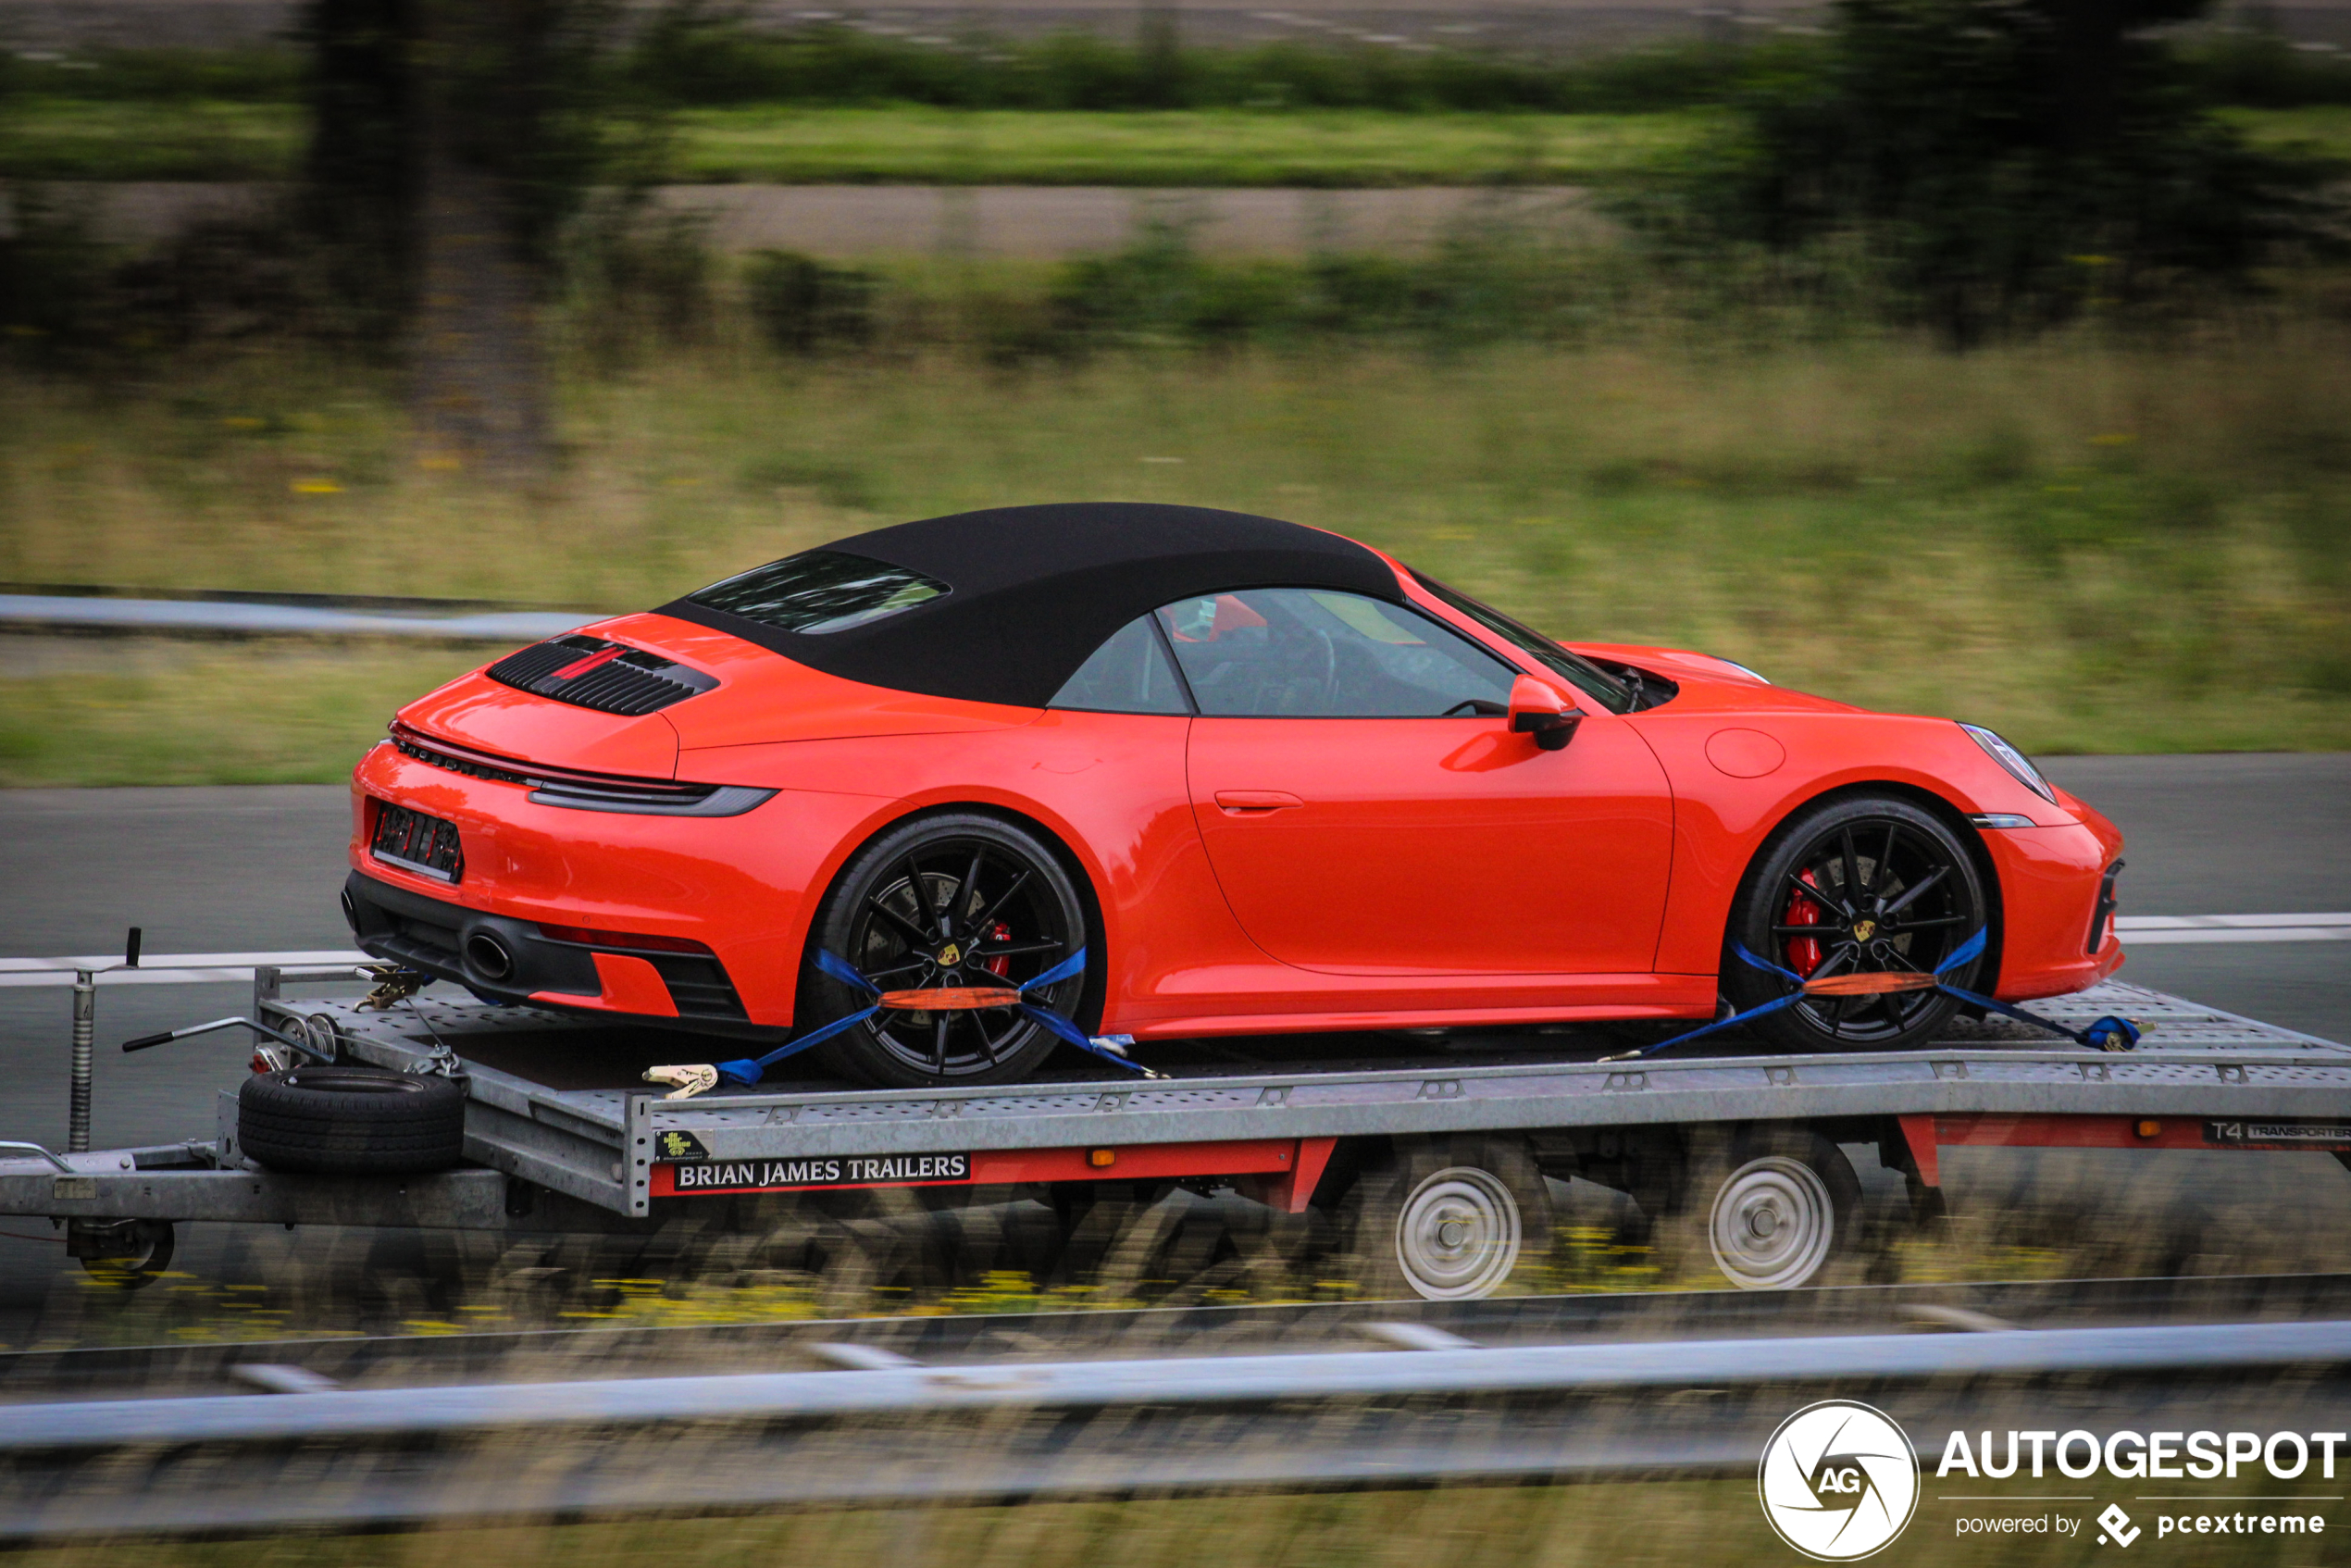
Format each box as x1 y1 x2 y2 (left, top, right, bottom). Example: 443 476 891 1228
345 503 2125 1088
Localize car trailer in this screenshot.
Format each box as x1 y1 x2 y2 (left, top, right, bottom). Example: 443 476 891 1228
4 964 2349 1298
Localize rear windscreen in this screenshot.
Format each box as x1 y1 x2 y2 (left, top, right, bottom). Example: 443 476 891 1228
686 550 950 636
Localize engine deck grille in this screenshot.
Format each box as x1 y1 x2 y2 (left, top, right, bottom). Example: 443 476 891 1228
488 635 717 716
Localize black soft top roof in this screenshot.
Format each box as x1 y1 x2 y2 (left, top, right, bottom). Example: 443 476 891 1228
658 503 1404 707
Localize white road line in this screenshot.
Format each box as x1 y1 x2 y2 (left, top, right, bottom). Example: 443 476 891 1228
2118 913 2351 929
2114 914 2351 946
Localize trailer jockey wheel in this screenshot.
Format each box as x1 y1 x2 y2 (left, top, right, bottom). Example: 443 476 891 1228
68 1219 175 1290
1696 1129 1861 1290
1346 1137 1552 1301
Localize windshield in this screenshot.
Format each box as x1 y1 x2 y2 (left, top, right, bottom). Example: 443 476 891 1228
1407 569 1632 714
686 549 949 636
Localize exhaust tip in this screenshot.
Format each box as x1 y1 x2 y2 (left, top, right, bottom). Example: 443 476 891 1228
465 931 514 982
339 889 359 932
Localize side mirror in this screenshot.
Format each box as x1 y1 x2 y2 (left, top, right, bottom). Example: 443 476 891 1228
1507 674 1582 752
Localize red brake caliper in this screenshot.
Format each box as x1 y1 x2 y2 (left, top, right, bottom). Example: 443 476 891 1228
981 921 1012 978
1784 872 1824 977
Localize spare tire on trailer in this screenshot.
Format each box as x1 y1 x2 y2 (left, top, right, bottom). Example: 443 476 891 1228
237 1066 466 1176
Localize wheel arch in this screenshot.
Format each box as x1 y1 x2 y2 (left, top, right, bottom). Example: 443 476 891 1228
799 799 1111 1035
1724 778 2005 989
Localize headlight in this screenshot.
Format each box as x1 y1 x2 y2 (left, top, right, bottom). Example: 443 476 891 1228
1959 722 2058 805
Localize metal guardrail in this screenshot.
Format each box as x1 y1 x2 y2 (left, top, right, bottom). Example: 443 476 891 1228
9 1319 2349 1450
14 1270 2345 1402
3 1318 2347 1541
0 592 589 641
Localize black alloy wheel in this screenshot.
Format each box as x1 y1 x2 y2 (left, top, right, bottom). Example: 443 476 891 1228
808 813 1092 1089
1724 795 1988 1052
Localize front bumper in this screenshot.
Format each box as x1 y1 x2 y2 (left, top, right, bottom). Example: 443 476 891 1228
1981 811 2128 1002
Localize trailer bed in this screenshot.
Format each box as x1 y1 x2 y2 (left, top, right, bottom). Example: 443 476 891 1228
6 977 2345 1237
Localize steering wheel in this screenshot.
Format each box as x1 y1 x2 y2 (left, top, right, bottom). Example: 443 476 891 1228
1443 699 1508 717
1310 628 1337 707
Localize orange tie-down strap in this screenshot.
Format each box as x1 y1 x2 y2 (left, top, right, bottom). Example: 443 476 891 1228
1799 971 1940 997
877 987 1026 1012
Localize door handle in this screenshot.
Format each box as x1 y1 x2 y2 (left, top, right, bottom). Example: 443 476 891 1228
1214 790 1304 814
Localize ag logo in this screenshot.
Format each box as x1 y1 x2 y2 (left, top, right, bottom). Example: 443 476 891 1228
1758 1400 1921 1561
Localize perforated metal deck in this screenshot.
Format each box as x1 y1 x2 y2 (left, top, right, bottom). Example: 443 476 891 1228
280 981 2350 1218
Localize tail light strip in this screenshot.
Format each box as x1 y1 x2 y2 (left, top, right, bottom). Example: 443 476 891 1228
389 726 775 818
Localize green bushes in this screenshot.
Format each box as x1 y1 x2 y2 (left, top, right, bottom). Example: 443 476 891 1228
0 44 303 103
8 28 2350 117
1625 0 2345 345
1042 221 1586 349
743 250 877 353
2183 28 2351 107
625 19 1795 114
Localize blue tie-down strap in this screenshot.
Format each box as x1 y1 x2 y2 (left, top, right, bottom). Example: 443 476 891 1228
1924 927 2139 1051
707 944 1154 1089
1603 927 2138 1063
1598 944 1811 1063
1011 948 1163 1076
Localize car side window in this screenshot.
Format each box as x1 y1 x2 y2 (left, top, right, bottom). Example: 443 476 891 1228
1049 614 1193 714
1155 589 1517 717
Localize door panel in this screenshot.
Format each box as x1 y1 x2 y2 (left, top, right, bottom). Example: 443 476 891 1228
1187 712 1675 976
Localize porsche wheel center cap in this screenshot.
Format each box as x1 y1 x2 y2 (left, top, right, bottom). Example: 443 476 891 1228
935 942 963 966
1851 919 1877 943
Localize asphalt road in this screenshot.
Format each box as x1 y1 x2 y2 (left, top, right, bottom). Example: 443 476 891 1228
0 755 2345 1319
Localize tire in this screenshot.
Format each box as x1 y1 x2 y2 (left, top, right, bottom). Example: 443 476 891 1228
1341 1137 1553 1301
1725 794 1988 1052
806 812 1093 1089
238 1066 466 1175
70 1219 175 1290
1688 1127 1862 1290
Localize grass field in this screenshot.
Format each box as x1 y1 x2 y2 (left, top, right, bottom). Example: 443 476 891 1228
0 97 295 181
4 324 2346 786
666 106 1703 185
10 1475 2340 1568
4 101 2344 184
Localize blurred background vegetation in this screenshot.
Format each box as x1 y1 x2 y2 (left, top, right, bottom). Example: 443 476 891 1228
2 0 2347 783
7 1470 2344 1568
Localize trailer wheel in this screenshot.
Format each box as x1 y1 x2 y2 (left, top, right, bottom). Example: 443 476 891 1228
1695 1130 1861 1290
238 1066 466 1175
69 1219 175 1289
1346 1138 1552 1301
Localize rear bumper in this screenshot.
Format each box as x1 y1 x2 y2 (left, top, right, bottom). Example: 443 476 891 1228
345 871 769 1038
347 740 871 1033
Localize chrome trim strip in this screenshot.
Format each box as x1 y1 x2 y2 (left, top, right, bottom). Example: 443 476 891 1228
370 850 458 884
